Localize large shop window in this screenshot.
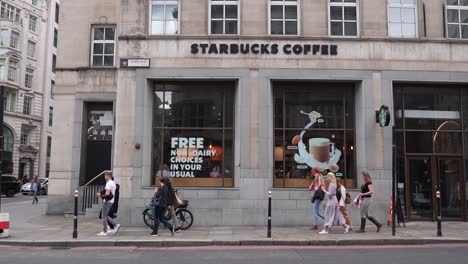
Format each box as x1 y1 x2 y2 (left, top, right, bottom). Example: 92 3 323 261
387 0 417 38
152 82 234 187
209 0 239 35
150 0 179 35
269 0 299 35
2 125 14 174
446 0 468 39
329 0 359 37
274 82 356 189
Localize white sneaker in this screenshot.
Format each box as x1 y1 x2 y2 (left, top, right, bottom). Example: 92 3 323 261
113 224 121 234
97 232 107 236
344 226 350 233
319 230 328 234
106 230 113 234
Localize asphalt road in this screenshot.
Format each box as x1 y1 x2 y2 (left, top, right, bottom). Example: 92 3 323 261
0 245 467 264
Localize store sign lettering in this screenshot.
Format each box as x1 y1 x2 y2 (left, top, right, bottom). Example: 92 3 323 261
169 137 216 177
190 43 338 56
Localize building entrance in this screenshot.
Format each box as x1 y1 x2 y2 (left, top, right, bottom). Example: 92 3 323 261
406 157 464 221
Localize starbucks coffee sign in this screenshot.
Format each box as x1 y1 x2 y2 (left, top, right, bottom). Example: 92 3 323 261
190 43 338 56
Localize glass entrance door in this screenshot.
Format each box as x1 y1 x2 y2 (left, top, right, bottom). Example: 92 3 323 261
407 157 465 220
437 158 463 219
407 158 433 219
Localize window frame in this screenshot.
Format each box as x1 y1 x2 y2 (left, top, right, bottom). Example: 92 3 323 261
9 30 19 49
268 0 301 36
446 0 468 39
23 96 33 115
328 0 360 38
29 15 38 32
208 0 240 35
149 0 180 35
90 26 116 68
49 106 53 127
387 0 418 38
27 40 36 58
7 59 18 82
25 67 34 89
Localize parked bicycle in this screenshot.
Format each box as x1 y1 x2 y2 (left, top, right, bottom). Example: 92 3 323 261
143 199 193 231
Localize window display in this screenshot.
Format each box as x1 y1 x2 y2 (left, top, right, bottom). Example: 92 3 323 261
152 82 234 187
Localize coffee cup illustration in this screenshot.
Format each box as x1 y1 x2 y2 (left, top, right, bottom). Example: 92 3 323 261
309 138 336 163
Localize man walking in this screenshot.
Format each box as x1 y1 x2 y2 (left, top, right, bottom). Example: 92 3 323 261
31 176 40 204
96 171 120 236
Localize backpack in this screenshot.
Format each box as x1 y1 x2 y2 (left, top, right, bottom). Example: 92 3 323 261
336 188 342 202
345 192 352 204
311 188 325 203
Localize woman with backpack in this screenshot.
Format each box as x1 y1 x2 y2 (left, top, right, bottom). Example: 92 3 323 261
150 177 175 237
356 171 383 233
309 169 325 230
319 172 351 234
337 178 352 229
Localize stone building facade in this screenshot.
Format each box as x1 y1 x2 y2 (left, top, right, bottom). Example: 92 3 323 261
49 0 468 226
1 0 59 183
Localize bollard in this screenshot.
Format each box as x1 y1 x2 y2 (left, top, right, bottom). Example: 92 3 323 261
267 190 272 238
73 190 78 239
436 190 442 237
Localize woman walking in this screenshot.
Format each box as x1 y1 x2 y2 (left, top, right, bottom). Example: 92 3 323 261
150 177 175 237
309 169 325 230
357 171 383 233
319 173 350 234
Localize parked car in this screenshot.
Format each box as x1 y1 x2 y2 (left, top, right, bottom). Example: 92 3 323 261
21 178 48 195
0 176 21 197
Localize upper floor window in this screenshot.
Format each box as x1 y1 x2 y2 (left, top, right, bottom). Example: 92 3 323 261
49 107 53 126
32 0 38 6
329 0 359 37
0 2 21 22
91 26 115 67
25 68 34 89
23 96 33 115
209 0 239 35
55 3 59 24
388 0 417 38
4 90 16 112
447 0 468 39
10 31 19 49
54 29 58 48
0 29 7 46
0 58 5 80
7 59 17 82
150 0 179 35
52 54 56 72
269 0 299 35
50 80 55 99
29 15 37 32
27 40 36 57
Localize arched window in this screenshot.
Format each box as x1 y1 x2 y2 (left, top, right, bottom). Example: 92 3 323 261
3 125 14 173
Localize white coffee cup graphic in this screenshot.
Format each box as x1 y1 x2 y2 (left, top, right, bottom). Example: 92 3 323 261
309 138 335 163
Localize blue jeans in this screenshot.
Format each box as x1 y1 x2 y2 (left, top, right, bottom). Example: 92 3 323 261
152 205 173 235
312 199 324 225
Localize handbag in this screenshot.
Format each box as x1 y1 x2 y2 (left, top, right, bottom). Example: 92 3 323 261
150 192 160 206
174 190 184 208
345 193 352 204
311 188 325 203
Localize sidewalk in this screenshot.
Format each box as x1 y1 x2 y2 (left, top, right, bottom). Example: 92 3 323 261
1 199 468 248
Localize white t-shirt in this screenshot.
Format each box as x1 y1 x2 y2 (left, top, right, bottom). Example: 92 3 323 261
104 180 116 203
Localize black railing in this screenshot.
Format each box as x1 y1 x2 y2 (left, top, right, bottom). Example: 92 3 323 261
79 170 107 213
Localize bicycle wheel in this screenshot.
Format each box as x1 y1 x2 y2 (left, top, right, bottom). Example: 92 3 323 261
176 208 193 230
143 208 154 231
